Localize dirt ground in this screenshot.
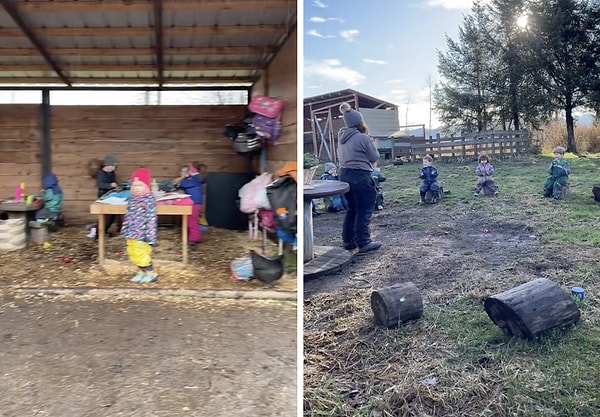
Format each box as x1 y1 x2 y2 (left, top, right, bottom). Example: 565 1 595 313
0 293 297 417
304 202 568 301
0 226 296 292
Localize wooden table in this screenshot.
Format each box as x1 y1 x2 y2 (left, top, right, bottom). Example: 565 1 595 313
303 180 352 279
90 203 193 265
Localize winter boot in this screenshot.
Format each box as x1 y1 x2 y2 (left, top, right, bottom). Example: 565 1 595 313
131 271 145 283
141 272 159 283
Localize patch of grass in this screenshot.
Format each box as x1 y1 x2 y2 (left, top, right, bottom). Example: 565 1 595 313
305 155 600 417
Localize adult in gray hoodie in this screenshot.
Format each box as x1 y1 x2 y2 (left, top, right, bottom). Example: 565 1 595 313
337 102 382 253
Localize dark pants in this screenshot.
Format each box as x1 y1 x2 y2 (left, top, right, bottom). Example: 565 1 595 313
339 168 377 248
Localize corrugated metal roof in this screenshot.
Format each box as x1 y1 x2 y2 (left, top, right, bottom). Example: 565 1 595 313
0 0 296 86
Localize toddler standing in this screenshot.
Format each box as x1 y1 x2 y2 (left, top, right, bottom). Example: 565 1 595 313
176 163 205 245
419 155 440 204
121 168 158 283
89 154 120 238
474 154 499 196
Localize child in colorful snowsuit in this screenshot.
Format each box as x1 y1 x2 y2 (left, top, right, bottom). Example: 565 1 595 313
175 163 205 245
419 155 440 204
36 173 64 223
121 168 158 283
544 146 571 199
320 162 348 212
474 154 499 196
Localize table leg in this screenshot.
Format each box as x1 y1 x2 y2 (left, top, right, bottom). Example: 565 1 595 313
303 199 314 263
182 214 188 265
98 214 105 265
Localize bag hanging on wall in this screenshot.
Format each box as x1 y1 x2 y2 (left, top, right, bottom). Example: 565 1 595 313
233 133 262 155
248 95 284 143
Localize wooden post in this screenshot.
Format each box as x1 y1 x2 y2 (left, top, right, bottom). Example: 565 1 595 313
484 278 581 339
371 282 423 328
40 89 51 177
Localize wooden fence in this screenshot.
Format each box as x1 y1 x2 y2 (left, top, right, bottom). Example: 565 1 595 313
387 130 530 161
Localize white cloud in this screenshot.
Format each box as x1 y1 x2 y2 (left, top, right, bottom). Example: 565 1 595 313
386 79 404 84
313 0 327 8
307 29 335 38
422 0 489 10
304 59 365 87
322 59 341 66
306 85 322 89
340 29 360 42
310 16 344 23
363 58 388 65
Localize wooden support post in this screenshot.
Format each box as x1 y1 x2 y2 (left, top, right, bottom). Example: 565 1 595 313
484 278 581 339
371 282 423 328
40 89 51 177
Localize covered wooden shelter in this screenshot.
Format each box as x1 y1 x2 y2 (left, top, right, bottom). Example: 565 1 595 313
0 0 297 225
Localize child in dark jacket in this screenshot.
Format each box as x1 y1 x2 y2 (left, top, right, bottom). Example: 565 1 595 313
121 168 158 283
175 163 205 245
36 173 64 221
320 162 348 212
419 155 440 204
89 154 120 238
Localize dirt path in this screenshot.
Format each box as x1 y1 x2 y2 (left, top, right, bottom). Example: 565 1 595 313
304 203 563 303
0 294 297 417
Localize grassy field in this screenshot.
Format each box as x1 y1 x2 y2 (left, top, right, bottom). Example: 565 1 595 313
304 153 600 417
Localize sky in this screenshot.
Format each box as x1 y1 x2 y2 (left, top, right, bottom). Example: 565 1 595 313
304 0 485 130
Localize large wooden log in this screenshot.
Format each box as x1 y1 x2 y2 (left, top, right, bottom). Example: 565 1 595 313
484 278 580 339
371 282 423 328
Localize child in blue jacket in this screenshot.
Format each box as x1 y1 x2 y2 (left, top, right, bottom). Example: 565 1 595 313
419 155 440 204
175 162 206 245
36 173 64 222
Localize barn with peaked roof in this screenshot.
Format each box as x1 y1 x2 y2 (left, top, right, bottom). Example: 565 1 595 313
303 88 399 162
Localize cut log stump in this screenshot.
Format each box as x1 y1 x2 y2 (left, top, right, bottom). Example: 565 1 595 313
593 184 600 202
371 282 423 328
484 278 580 339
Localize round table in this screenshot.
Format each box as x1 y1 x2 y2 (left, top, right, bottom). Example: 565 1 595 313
303 180 352 279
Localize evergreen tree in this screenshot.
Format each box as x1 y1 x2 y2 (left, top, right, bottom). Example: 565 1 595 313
435 1 497 133
527 0 600 153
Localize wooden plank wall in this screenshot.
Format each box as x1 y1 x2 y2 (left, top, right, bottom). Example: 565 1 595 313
252 27 298 173
0 104 42 199
50 105 248 224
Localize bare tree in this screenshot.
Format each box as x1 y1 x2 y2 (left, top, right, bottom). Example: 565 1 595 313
425 75 435 137
405 94 411 127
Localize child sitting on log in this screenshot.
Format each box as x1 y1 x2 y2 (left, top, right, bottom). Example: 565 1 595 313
419 155 440 204
121 168 158 283
474 154 499 196
174 162 206 245
35 173 64 225
544 146 571 199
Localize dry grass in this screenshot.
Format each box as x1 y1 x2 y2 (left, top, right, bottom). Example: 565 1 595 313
0 226 297 292
535 121 600 153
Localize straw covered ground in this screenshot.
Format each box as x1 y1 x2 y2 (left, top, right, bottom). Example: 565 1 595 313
304 154 600 417
0 225 297 292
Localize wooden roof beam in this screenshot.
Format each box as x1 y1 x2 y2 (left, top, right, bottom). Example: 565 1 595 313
0 25 287 37
15 1 297 13
0 0 71 86
0 46 277 57
0 63 261 72
153 0 164 87
0 76 256 85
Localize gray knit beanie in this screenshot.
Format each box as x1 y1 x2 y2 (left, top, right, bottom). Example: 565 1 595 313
324 162 336 173
104 154 118 166
339 102 364 128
